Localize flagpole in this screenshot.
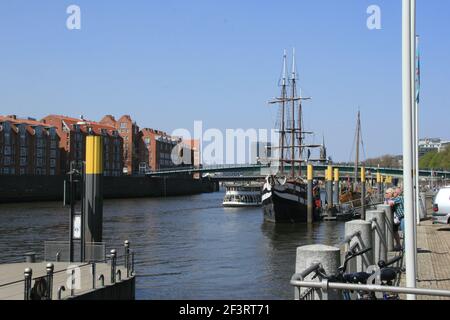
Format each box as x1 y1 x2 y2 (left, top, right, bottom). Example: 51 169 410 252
415 35 421 226
402 0 417 300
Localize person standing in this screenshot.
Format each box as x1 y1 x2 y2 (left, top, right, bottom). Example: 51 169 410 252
390 187 405 251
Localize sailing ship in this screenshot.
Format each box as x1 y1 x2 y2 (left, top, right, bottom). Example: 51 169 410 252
262 50 324 223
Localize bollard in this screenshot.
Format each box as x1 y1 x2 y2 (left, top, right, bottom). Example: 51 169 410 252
326 166 333 217
25 252 36 264
307 165 314 224
46 263 54 300
24 268 33 301
124 240 130 278
366 210 387 264
84 136 104 260
110 249 117 284
295 244 341 300
345 220 373 272
377 204 395 252
419 192 427 220
334 169 340 205
360 167 366 220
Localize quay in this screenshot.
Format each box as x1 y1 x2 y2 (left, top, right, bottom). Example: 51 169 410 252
404 220 450 300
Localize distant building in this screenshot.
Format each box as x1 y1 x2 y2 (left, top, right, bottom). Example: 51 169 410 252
0 115 61 176
100 115 146 175
419 138 450 157
42 115 123 176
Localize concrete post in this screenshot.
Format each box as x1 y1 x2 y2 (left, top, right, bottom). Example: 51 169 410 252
366 210 387 264
326 166 333 217
361 167 366 220
84 136 104 256
295 244 341 300
419 192 427 220
345 220 373 272
377 204 395 252
334 169 340 205
307 165 314 224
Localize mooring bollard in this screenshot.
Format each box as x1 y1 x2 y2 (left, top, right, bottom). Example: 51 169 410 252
46 263 54 300
307 165 314 224
25 252 36 264
377 204 394 252
295 244 341 300
326 166 333 217
24 268 33 301
366 210 387 264
110 249 117 284
360 167 366 220
345 220 373 272
334 169 340 205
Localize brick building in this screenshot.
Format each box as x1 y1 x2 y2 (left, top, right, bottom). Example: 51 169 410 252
0 115 61 176
100 115 146 175
140 129 200 172
42 115 124 176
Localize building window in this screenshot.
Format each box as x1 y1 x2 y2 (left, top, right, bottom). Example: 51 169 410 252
20 147 27 157
20 168 26 175
120 122 127 129
4 157 11 165
36 158 44 167
20 157 27 166
3 168 10 175
50 169 55 176
50 150 57 159
50 159 56 168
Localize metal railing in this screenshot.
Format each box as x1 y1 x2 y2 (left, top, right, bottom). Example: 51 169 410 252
290 278 450 300
0 240 135 300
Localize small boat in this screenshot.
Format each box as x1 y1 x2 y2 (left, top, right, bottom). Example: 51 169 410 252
223 182 263 207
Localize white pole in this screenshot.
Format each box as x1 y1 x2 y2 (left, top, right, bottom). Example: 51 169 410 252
402 0 417 300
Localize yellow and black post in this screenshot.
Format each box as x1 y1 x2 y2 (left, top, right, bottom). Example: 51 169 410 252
326 165 333 217
334 168 340 205
84 136 104 260
361 167 366 220
377 172 382 198
307 164 314 224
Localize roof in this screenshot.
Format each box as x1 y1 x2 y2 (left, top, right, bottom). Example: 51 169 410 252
0 116 55 135
43 115 118 136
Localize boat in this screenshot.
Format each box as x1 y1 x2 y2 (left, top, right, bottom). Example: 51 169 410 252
262 50 325 223
223 182 263 207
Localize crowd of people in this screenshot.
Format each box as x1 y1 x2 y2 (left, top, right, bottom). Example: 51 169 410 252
385 187 405 251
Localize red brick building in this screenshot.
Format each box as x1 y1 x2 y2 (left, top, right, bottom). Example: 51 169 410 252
42 115 124 176
140 129 200 172
100 115 146 175
0 115 61 176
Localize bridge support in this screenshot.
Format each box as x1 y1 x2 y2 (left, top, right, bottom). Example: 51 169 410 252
333 169 340 205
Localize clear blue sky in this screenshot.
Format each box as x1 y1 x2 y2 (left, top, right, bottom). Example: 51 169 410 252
0 0 449 161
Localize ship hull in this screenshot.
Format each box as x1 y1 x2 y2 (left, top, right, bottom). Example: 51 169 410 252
262 180 319 223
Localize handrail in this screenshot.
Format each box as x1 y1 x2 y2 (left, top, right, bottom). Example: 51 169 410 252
291 263 322 282
290 279 450 298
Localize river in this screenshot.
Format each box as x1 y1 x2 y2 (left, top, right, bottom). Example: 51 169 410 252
0 190 345 300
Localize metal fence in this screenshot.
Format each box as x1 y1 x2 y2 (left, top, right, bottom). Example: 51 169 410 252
44 241 106 262
0 240 135 300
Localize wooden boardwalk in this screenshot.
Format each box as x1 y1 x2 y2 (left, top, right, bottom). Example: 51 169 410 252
400 220 450 300
0 262 127 300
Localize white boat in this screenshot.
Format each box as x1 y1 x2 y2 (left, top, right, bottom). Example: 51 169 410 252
223 182 263 207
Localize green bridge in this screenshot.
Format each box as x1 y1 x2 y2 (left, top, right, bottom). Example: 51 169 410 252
145 163 450 180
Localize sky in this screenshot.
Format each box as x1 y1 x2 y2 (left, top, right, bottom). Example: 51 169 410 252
0 0 449 162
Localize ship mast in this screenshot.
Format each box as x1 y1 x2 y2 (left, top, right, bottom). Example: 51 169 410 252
291 49 297 178
354 110 361 182
280 50 288 175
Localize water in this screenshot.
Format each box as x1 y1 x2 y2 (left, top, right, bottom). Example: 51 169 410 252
0 191 346 300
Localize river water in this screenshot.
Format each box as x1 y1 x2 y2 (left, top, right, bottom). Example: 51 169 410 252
0 190 345 300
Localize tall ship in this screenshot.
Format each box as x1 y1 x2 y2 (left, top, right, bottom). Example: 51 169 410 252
222 182 263 207
262 50 324 223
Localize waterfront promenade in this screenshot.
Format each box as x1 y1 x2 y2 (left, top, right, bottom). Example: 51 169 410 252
407 220 450 300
